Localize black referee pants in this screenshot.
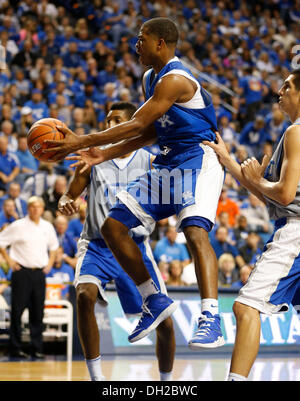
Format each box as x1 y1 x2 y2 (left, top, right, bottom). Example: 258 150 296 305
10 267 45 353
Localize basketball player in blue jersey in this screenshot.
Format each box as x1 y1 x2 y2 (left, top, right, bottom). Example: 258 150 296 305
58 102 175 381
45 18 225 348
203 70 300 380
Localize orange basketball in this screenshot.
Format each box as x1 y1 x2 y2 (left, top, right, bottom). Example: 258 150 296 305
27 118 67 162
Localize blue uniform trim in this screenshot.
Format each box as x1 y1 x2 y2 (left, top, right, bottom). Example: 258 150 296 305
108 201 142 229
180 216 213 232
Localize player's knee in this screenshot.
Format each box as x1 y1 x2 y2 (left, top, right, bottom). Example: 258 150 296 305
76 284 97 312
233 301 258 322
101 217 127 243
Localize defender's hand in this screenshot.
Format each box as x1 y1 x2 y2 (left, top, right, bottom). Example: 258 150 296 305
66 147 105 173
203 131 231 165
241 155 270 185
58 194 78 216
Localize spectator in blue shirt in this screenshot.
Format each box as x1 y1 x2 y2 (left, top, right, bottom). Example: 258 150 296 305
15 134 39 184
54 215 77 269
231 265 253 290
0 182 27 219
210 226 245 269
24 89 49 122
67 201 86 241
0 136 20 192
46 246 75 299
153 225 191 266
96 61 117 89
62 40 82 69
239 115 271 159
238 232 263 266
0 198 18 230
239 67 268 123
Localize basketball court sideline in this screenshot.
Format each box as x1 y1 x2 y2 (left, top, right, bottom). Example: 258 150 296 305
0 354 300 381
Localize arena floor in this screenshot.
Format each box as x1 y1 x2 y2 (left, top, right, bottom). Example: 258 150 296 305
0 354 300 381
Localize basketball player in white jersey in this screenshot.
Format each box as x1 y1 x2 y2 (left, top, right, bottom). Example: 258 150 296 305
58 102 175 381
203 70 300 380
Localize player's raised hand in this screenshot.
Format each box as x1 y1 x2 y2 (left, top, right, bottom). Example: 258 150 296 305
66 147 105 174
241 155 270 185
43 125 84 161
203 131 231 165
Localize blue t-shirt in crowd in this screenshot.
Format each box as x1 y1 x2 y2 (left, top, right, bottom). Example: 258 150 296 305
67 218 83 240
46 263 75 298
210 238 239 259
153 237 190 263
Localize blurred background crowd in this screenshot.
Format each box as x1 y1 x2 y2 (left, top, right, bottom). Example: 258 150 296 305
0 0 299 308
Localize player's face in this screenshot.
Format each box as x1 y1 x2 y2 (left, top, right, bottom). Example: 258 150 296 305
278 75 299 114
28 201 44 221
136 28 157 66
106 109 129 128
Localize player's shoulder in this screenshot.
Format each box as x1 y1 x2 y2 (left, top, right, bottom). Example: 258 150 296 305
284 123 300 141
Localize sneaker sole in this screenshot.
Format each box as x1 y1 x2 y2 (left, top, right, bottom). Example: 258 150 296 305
128 302 178 343
188 336 225 350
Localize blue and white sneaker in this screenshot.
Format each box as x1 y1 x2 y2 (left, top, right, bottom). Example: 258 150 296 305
128 293 177 343
188 311 225 349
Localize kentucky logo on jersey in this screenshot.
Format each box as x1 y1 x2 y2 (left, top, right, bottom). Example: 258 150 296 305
182 190 195 206
157 113 174 128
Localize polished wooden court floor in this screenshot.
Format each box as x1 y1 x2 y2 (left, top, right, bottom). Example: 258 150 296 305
1 355 300 381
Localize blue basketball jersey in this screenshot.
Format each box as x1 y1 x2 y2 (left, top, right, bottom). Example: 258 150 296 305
144 57 218 168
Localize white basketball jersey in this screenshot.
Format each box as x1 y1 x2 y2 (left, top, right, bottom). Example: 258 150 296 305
81 149 151 240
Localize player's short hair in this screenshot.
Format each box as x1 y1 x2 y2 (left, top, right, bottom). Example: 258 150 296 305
291 69 300 91
109 101 137 120
142 17 179 46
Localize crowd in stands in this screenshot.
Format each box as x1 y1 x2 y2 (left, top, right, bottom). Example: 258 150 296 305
0 0 299 306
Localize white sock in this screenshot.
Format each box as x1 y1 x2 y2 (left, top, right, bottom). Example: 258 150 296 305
160 371 172 381
86 355 105 381
201 298 219 315
137 278 159 300
227 372 247 381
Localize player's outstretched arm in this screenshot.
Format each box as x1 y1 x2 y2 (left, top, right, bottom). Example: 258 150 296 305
58 165 91 215
67 125 157 173
43 74 189 161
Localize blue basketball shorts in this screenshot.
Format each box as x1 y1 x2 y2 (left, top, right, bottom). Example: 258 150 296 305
237 217 300 314
74 236 167 316
110 144 224 233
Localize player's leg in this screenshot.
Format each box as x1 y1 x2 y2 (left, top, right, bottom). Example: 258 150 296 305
102 204 177 343
184 225 218 300
155 317 176 381
74 239 114 381
175 145 225 348
183 223 225 349
227 302 261 381
76 283 99 358
76 282 104 381
114 236 176 381
101 216 152 285
228 217 300 380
